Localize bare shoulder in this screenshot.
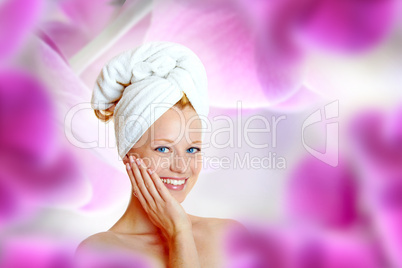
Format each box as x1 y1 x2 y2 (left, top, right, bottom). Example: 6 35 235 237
76 231 120 254
75 232 150 267
190 215 248 238
190 215 250 267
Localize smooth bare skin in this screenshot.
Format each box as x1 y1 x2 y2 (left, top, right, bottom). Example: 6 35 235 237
78 105 246 268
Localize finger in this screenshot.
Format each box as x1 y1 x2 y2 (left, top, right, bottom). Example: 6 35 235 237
130 156 156 208
147 167 173 202
137 159 164 204
126 163 147 207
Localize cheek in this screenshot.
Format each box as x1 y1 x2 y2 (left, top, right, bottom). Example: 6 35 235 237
192 155 202 177
140 154 160 170
149 155 170 173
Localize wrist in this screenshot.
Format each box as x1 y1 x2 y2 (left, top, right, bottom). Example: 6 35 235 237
168 227 193 242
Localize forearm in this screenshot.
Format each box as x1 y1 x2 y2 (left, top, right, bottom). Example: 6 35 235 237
168 230 200 268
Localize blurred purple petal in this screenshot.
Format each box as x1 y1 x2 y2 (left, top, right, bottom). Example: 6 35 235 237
235 0 398 103
287 155 359 229
226 224 381 267
238 0 308 102
39 21 93 60
0 0 43 62
0 180 19 222
0 69 88 223
255 36 305 103
349 108 402 267
40 0 120 59
145 0 278 108
0 70 55 163
34 38 129 211
374 205 402 268
295 0 397 52
0 149 85 205
0 238 74 268
36 30 68 63
295 234 381 268
350 109 402 171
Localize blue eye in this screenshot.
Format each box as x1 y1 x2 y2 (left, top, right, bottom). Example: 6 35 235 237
187 147 200 154
156 147 169 153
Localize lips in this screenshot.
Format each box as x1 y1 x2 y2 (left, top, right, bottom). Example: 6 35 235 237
160 177 188 191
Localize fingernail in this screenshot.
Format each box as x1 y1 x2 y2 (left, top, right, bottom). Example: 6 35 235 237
129 156 134 163
126 163 131 170
136 158 141 166
147 169 154 174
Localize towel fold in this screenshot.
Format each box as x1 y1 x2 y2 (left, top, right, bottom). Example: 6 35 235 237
91 41 209 159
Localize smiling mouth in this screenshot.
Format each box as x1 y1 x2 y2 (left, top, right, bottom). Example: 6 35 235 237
160 177 188 190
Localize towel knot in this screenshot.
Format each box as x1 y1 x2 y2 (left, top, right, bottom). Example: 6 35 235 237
132 55 177 81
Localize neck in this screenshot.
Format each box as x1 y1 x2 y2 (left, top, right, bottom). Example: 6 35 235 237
110 196 161 235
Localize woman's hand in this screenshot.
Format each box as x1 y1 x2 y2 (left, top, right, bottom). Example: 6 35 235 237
123 155 192 240
123 155 201 268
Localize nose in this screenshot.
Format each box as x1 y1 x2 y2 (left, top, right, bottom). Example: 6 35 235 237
169 154 187 174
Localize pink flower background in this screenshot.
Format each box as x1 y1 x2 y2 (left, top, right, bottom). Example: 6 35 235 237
1 0 401 267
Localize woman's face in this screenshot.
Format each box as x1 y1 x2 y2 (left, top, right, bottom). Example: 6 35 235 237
127 105 203 203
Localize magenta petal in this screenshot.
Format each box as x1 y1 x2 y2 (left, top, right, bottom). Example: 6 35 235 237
252 0 309 102
0 69 88 208
145 0 272 108
0 238 73 268
40 0 119 59
0 0 43 61
235 0 310 102
296 0 397 52
34 39 129 211
296 235 381 267
255 38 305 103
40 20 94 59
287 155 358 229
0 180 19 222
0 149 85 205
60 0 117 32
383 107 402 152
349 109 402 171
349 109 402 267
233 226 381 267
0 70 55 165
36 29 68 63
374 206 402 267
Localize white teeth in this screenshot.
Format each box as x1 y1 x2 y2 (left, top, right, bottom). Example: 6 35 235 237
161 179 186 186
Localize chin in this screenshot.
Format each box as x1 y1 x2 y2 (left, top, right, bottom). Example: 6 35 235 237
170 191 187 203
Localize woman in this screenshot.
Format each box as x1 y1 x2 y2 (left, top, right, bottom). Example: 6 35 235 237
78 42 245 268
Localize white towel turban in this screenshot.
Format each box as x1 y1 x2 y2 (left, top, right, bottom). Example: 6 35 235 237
91 41 209 159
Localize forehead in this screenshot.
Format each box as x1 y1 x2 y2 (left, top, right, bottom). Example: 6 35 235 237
149 106 202 142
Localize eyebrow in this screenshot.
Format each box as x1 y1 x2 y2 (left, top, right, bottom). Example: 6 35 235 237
152 139 202 144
